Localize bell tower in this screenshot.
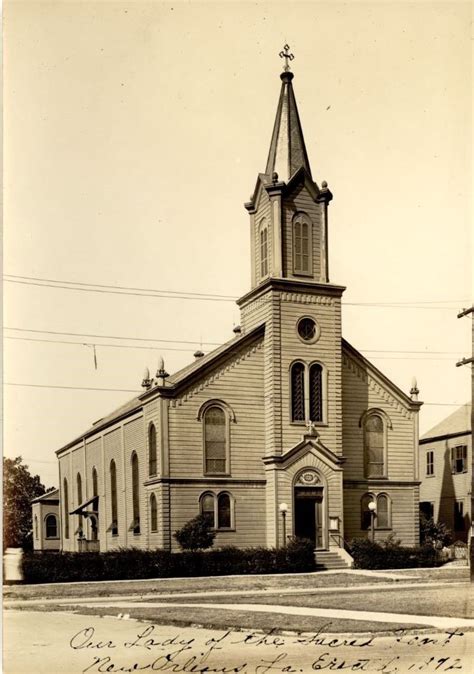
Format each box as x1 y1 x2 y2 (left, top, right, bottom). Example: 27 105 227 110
238 50 346 546
244 48 333 290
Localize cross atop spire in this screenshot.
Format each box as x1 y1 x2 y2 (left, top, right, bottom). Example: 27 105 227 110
279 44 294 72
264 49 312 183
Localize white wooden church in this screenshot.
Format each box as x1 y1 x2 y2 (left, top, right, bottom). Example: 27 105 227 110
52 54 422 567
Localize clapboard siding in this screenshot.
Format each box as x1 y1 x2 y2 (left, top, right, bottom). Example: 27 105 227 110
342 350 416 481
279 297 342 455
168 339 265 478
169 482 266 551
344 484 419 546
419 432 472 540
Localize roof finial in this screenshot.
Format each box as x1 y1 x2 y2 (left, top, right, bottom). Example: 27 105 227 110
279 44 294 72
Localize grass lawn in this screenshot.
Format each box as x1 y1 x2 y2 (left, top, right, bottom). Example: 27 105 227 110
9 602 425 635
3 570 403 601
162 583 474 619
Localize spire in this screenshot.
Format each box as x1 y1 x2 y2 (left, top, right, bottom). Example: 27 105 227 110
265 46 312 183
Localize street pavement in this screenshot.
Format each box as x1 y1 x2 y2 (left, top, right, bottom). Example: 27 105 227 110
4 609 474 674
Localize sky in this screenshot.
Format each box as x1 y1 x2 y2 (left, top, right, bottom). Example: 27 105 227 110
4 0 472 488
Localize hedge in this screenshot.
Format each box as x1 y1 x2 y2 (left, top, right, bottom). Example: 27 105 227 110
22 537 315 584
350 538 439 570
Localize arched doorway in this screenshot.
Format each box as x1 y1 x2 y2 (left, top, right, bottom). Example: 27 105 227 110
294 469 326 549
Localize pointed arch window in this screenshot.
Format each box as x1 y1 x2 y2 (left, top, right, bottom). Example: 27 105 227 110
131 452 140 534
148 423 157 476
76 473 83 506
260 225 268 278
150 493 158 533
363 412 386 478
45 514 58 539
110 460 118 536
63 478 69 539
291 361 326 424
293 213 312 275
92 467 98 498
34 515 38 540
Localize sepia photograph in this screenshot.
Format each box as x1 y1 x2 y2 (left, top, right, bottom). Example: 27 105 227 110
3 1 473 672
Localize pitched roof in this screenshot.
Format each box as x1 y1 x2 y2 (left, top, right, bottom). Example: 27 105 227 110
31 488 59 504
342 338 421 410
57 323 265 454
165 324 264 388
265 71 312 183
56 393 143 454
421 403 471 440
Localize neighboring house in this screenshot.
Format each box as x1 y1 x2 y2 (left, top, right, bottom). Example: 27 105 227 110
37 61 423 564
31 489 60 552
419 404 472 542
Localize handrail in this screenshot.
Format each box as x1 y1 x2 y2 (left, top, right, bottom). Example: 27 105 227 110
329 532 352 552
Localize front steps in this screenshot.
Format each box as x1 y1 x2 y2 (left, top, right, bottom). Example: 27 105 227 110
315 548 353 571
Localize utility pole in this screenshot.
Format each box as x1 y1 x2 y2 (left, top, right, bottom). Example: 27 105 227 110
456 306 473 580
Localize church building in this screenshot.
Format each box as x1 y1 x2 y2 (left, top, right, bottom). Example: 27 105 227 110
54 55 423 566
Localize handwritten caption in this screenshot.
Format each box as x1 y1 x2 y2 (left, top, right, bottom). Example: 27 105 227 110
69 624 469 673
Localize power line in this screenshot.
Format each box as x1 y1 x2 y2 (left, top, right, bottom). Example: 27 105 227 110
3 274 237 299
5 383 140 393
4 274 468 309
3 381 464 407
4 336 463 360
4 336 201 353
4 327 221 346
4 278 235 302
4 327 467 355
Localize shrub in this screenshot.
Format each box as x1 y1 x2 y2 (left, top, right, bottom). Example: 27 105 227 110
173 515 216 551
22 537 316 584
420 514 453 549
350 537 439 570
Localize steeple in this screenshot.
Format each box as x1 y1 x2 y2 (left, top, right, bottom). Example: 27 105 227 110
244 47 334 291
265 49 312 183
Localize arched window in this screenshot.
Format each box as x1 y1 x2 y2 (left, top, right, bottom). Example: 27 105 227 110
291 362 305 422
361 493 391 531
92 467 98 498
217 493 231 529
150 493 158 533
204 406 227 474
291 361 326 424
131 452 140 534
361 493 374 530
364 413 385 478
200 493 215 528
309 363 323 422
76 473 83 506
377 494 390 529
45 514 58 539
34 515 38 540
200 492 235 530
63 478 69 539
148 423 157 476
110 460 118 536
260 226 268 278
293 214 312 274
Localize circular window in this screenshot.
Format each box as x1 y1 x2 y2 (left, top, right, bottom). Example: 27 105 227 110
297 316 320 343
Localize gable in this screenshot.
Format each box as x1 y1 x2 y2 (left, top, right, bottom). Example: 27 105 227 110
342 339 420 419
